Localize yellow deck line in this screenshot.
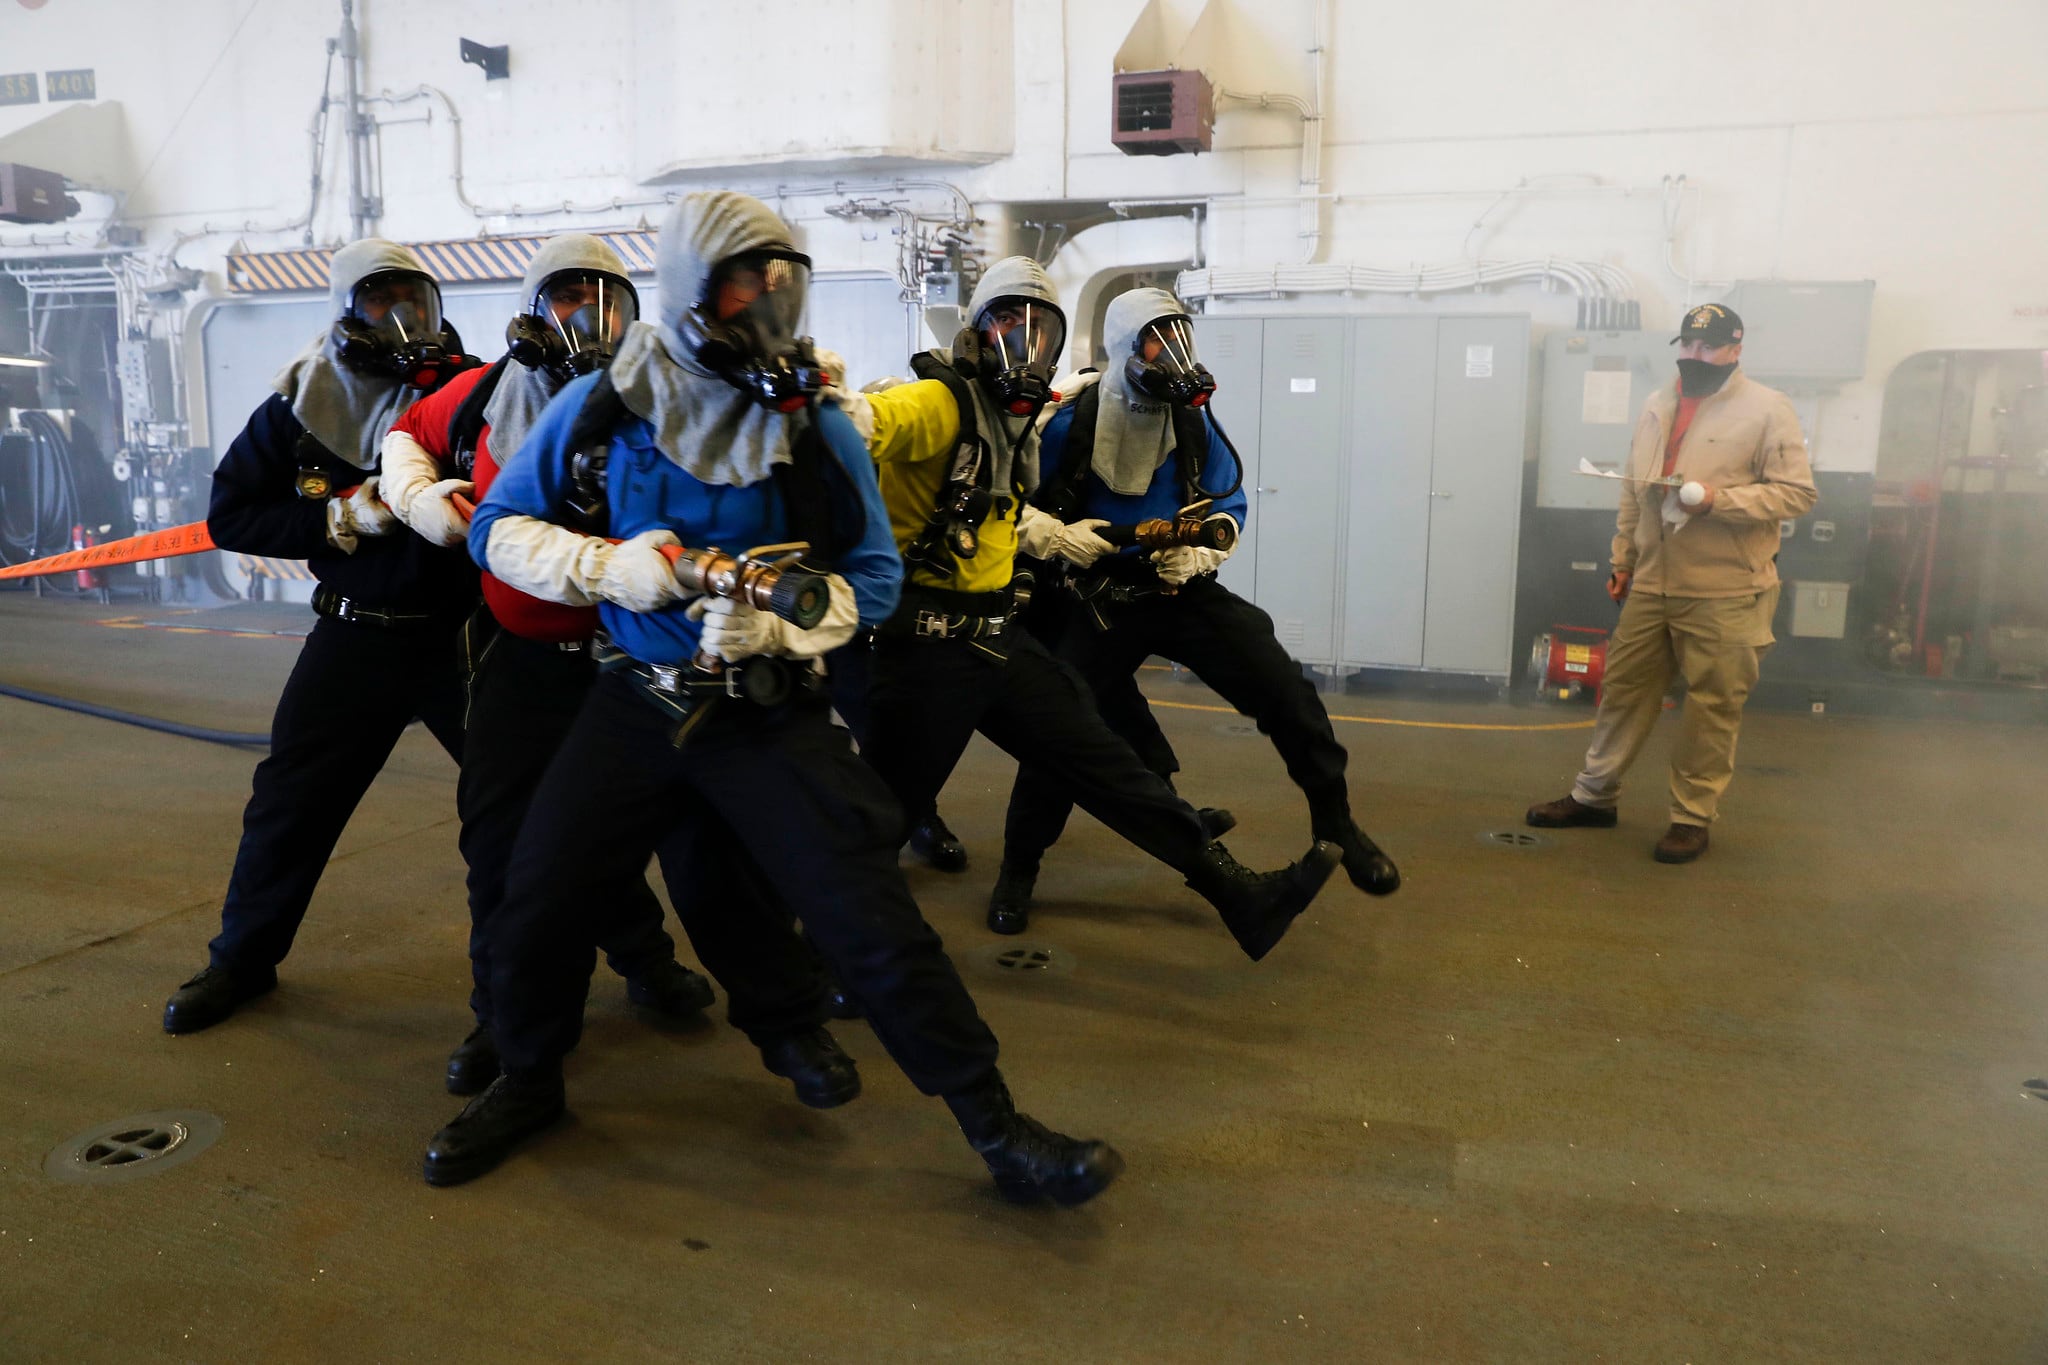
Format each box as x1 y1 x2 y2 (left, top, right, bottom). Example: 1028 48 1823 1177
1145 696 1595 732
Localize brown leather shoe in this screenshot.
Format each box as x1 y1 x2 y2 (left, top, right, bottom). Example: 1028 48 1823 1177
1525 794 1618 829
1653 822 1710 864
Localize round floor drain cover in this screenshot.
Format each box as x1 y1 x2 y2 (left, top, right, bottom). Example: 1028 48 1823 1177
1478 830 1553 850
969 941 1075 979
44 1110 223 1184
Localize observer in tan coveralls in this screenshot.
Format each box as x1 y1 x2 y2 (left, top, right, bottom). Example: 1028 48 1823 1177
1526 304 1818 864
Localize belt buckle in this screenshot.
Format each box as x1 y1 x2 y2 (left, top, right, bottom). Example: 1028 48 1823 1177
648 664 683 695
332 596 357 622
915 611 948 638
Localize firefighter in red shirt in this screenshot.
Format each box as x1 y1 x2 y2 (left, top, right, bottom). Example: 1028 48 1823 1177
381 234 858 1106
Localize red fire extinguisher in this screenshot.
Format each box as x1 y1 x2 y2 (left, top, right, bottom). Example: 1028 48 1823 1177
71 524 100 593
1528 624 1609 702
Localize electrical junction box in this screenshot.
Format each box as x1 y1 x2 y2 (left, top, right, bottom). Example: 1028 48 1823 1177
1790 581 1852 639
118 338 175 428
1722 280 1875 384
1536 329 1667 510
1112 69 1214 155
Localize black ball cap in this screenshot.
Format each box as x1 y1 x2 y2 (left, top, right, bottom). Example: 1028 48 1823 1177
1670 303 1744 346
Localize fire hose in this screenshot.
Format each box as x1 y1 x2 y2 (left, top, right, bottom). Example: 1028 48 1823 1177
1095 498 1239 554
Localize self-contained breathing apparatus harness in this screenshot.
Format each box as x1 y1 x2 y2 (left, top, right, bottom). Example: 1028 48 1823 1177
882 353 1049 657
552 371 859 735
898 352 1036 575
1032 383 1245 626
445 358 513 479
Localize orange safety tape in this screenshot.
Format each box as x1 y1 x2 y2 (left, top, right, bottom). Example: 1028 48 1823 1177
0 521 217 581
0 485 363 582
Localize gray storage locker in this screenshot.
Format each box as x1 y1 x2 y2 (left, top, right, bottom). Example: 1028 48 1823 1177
1195 316 1263 601
1191 312 1530 678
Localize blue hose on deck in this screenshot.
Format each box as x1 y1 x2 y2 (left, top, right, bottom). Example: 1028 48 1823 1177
0 681 269 748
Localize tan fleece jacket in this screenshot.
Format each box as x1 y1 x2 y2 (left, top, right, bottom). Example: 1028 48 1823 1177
1612 369 1817 598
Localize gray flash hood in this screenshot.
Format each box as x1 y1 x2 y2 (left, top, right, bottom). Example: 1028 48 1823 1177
607 192 803 487
482 233 633 465
1091 286 1187 496
927 255 1065 497
269 238 432 470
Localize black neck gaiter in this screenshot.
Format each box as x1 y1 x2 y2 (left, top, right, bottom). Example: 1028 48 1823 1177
1676 359 1735 398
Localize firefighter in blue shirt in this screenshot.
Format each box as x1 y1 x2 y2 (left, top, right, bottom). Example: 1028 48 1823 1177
433 193 1121 1208
988 288 1401 935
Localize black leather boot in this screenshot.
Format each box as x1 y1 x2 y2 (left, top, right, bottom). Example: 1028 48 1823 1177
906 810 969 873
422 1072 567 1187
1315 820 1401 895
758 1028 862 1109
624 960 716 1021
162 962 277 1035
944 1071 1123 1207
1197 807 1238 841
445 1025 501 1096
1183 841 1342 962
986 863 1036 935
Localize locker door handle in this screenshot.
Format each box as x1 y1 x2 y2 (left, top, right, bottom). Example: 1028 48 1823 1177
1256 486 1280 494
1430 491 1454 499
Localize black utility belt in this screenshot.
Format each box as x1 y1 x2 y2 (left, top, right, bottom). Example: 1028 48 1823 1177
1069 573 1166 606
910 609 1009 642
881 588 1012 644
594 632 817 706
311 586 449 629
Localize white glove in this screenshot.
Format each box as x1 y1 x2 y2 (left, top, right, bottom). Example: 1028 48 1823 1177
378 430 443 517
325 477 400 553
406 478 477 548
690 574 859 662
1152 545 1227 586
1016 505 1115 567
820 386 876 445
596 528 685 613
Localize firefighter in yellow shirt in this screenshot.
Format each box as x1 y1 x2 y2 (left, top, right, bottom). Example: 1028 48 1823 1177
830 257 1341 963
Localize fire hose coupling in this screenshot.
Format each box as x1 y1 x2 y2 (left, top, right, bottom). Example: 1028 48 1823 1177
660 541 832 631
1098 499 1240 554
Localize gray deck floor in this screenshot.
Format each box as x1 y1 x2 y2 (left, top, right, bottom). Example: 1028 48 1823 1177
2 593 2044 1363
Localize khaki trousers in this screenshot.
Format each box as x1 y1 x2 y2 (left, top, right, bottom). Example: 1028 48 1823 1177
1570 586 1779 826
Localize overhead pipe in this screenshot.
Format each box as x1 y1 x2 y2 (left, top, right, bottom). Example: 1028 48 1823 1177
337 0 372 239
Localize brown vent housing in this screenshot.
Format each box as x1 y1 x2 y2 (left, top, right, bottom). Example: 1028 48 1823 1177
0 164 80 225
1111 69 1214 156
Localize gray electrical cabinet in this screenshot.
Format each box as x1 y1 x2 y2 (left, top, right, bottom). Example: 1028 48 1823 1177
1722 279 1874 383
1192 312 1530 677
1535 329 1665 511
1193 316 1263 604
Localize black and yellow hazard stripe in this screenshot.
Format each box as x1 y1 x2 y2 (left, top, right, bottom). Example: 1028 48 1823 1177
238 555 316 582
227 230 661 294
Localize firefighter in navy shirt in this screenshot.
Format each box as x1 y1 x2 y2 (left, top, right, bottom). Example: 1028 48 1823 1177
163 240 480 1035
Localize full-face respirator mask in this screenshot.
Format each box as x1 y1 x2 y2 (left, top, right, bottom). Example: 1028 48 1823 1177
329 269 453 389
675 249 825 412
505 269 639 382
